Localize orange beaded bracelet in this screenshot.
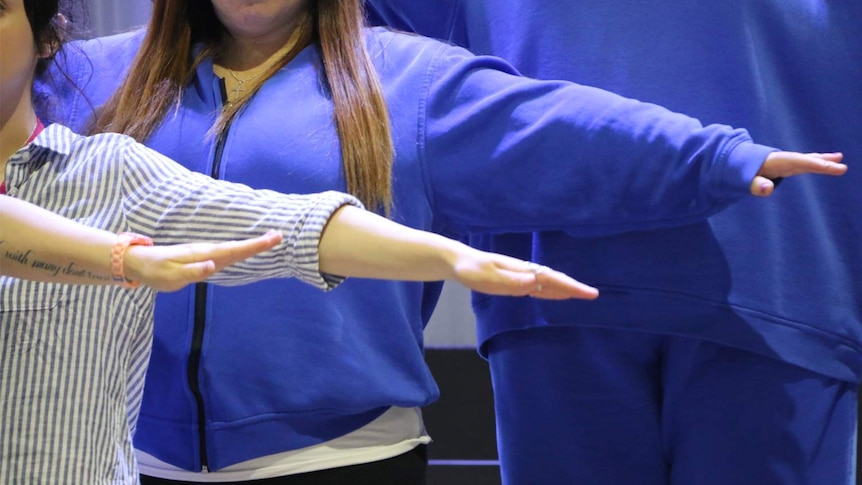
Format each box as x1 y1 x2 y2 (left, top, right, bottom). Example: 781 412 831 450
111 232 154 288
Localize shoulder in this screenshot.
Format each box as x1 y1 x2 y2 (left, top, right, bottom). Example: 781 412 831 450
363 27 488 86
52 29 145 79
72 29 146 61
364 27 523 93
37 124 137 159
66 30 145 87
364 27 471 67
38 30 147 127
23 125 136 191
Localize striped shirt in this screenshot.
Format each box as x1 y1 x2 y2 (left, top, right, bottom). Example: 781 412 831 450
0 124 360 484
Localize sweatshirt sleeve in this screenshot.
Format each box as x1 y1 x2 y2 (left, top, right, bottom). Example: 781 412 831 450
35 30 144 132
418 42 776 237
118 139 363 291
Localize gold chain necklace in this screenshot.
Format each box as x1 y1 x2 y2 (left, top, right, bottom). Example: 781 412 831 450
224 68 267 99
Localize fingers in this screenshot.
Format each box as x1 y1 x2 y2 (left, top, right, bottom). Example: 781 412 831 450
802 152 847 175
814 152 845 163
470 259 600 300
755 151 847 189
135 231 283 292
189 231 283 271
526 264 600 300
751 151 846 196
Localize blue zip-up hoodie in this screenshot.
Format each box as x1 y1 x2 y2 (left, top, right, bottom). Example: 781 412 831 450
41 27 776 471
368 0 862 381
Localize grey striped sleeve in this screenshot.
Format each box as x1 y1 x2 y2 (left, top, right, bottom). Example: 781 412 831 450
115 135 364 290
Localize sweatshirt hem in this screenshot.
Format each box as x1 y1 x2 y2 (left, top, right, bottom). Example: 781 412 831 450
476 288 861 384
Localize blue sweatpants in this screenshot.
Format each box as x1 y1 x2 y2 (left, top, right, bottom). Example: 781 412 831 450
486 325 856 485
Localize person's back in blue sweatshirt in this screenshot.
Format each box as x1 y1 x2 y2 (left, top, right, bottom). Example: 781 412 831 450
368 1 861 483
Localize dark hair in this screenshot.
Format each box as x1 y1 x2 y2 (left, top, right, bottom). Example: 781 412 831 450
24 0 65 74
25 0 88 73
28 0 90 124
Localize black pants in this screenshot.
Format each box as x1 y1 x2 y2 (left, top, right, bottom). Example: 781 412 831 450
140 445 428 485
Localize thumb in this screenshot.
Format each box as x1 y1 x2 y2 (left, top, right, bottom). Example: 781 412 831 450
154 261 217 292
750 175 775 197
183 260 217 281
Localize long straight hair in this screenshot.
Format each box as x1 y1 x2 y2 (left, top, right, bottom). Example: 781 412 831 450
94 0 394 214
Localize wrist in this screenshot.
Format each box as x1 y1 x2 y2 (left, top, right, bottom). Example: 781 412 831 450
436 236 469 281
111 232 153 288
123 246 147 286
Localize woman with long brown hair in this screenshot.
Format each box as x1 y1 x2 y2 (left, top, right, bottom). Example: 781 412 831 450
2 2 610 483
38 0 845 483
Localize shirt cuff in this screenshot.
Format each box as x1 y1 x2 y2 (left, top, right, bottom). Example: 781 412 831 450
289 191 364 291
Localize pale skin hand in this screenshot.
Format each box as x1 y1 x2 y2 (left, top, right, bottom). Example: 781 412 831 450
124 231 283 292
318 205 599 300
448 248 599 300
752 152 846 196
429 150 848 297
0 195 283 290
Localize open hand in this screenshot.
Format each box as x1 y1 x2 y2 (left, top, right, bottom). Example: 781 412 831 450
752 152 846 196
125 231 283 292
453 250 599 300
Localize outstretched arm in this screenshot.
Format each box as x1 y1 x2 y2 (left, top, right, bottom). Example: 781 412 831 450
0 195 282 291
1 194 593 299
319 205 599 300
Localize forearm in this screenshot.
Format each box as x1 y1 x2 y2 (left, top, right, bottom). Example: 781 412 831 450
0 195 115 284
318 205 461 281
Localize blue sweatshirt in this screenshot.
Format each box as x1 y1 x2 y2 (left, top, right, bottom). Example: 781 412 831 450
41 28 776 471
368 0 862 382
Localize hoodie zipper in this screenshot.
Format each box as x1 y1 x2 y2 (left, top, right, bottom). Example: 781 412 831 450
189 282 211 472
188 77 233 472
